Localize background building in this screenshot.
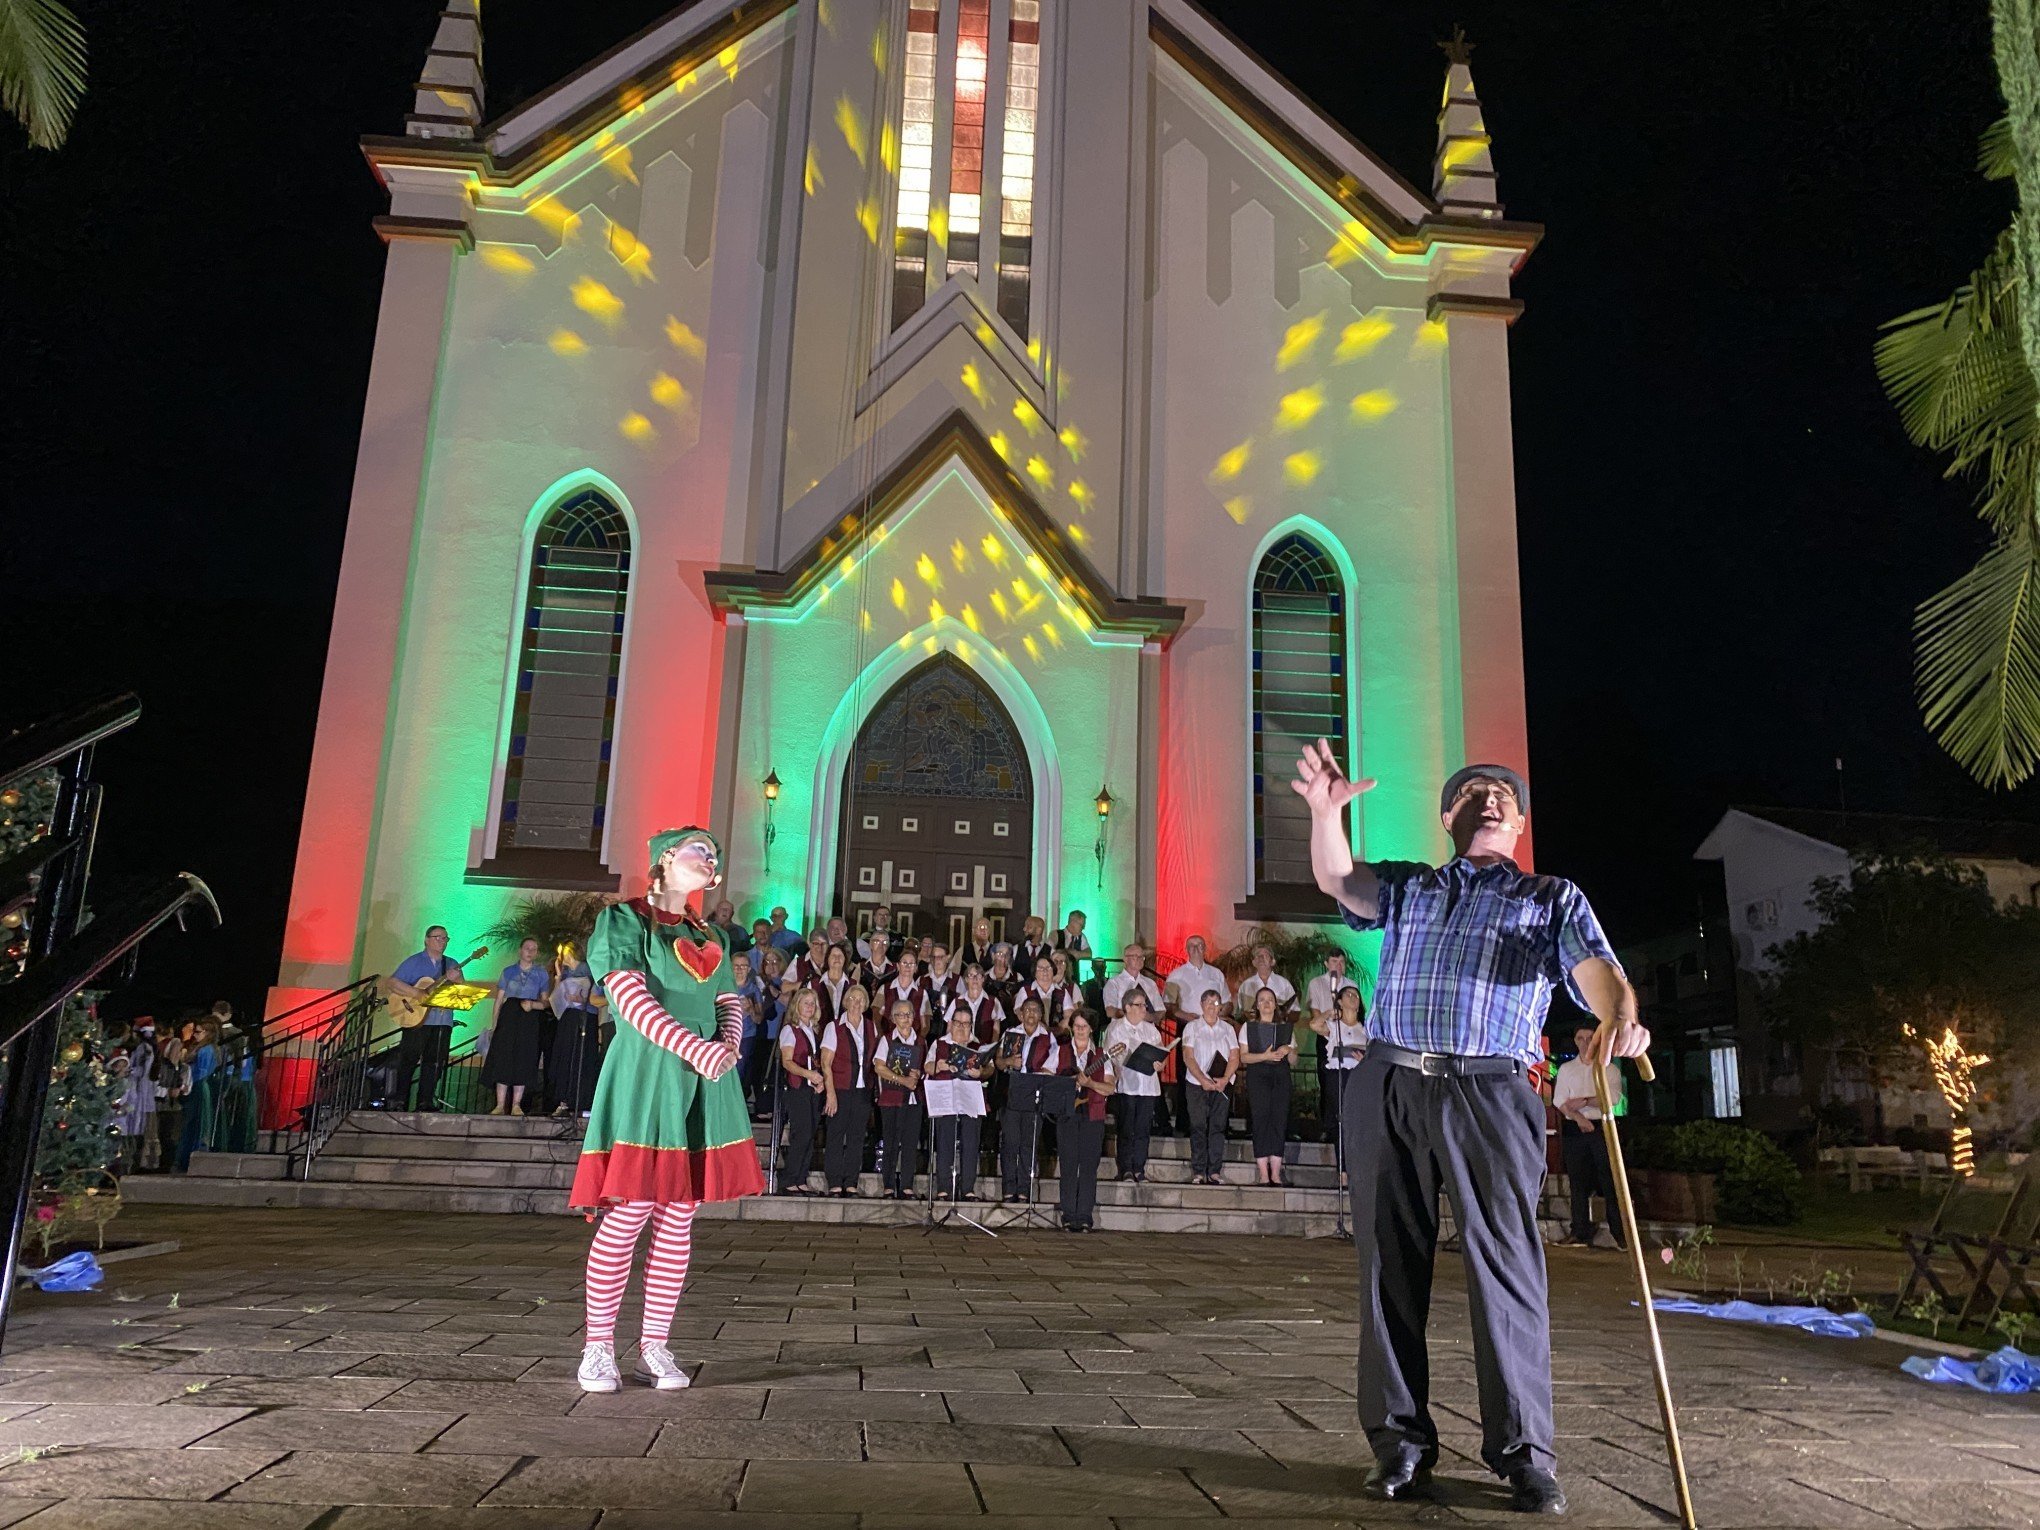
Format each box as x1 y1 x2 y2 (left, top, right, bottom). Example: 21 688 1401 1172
272 0 1539 1016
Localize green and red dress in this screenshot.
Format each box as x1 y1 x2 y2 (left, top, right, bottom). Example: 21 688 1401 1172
569 899 766 1209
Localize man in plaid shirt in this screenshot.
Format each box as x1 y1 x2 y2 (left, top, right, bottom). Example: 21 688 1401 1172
1292 741 1648 1517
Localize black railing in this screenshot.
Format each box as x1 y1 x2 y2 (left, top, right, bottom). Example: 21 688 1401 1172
257 979 385 1179
0 694 218 1348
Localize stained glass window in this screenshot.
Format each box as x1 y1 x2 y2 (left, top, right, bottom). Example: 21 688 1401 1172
850 655 1030 801
1251 534 1346 892
499 492 630 856
893 0 940 326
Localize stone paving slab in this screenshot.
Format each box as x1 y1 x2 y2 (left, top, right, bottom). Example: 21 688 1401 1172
0 1204 2024 1528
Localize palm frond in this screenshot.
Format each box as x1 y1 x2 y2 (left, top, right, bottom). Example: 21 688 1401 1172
472 892 611 964
1916 535 2040 789
0 0 86 150
1982 114 2018 180
1876 231 2032 458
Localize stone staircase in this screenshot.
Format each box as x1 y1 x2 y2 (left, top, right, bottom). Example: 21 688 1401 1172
126 1110 1573 1238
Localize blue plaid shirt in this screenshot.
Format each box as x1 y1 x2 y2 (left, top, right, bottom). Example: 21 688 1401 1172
1342 857 1618 1063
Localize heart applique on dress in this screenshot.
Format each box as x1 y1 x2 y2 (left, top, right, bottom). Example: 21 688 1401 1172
670 936 723 984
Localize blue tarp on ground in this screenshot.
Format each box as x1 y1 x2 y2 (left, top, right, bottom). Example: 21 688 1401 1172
1903 1345 2040 1394
1652 1297 1876 1339
18 1251 102 1292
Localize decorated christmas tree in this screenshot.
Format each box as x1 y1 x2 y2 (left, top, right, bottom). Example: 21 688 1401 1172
0 772 55 980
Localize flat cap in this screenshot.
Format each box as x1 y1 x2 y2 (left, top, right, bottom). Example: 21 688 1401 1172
1440 764 1529 818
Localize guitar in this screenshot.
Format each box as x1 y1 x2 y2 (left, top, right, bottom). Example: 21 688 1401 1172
388 946 490 1028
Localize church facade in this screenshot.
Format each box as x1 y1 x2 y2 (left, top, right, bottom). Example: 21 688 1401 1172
273 0 1539 1012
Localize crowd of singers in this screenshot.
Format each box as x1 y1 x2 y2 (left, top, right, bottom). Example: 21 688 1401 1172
741 904 1368 1232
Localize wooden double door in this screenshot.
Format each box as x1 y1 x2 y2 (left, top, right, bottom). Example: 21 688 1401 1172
837 656 1033 950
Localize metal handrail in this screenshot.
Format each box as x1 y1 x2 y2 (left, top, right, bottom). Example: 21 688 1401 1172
0 694 141 786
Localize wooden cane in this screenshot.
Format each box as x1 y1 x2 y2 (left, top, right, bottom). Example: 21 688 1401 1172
1594 1053 1698 1530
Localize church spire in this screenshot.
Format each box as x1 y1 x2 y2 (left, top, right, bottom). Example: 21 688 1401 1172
405 0 485 141
1431 25 1501 219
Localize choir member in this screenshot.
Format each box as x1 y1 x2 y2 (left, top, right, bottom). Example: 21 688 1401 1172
820 983 877 1197
1014 915 1052 980
858 906 901 980
926 1006 989 1199
809 942 856 1024
1310 982 1369 1159
878 949 931 1035
1050 909 1092 958
786 931 831 989
1306 950 1361 1131
1234 943 1298 1020
1057 1013 1116 1232
958 917 998 973
982 944 1022 1012
947 964 1005 1045
1239 984 1297 1185
776 986 826 1193
1102 987 1163 1182
923 944 958 1010
872 1000 927 1199
995 997 1061 1202
1181 988 1240 1185
1021 955 1081 1037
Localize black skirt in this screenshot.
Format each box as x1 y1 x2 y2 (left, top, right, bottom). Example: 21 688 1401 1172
481 997 544 1089
1244 1060 1289 1156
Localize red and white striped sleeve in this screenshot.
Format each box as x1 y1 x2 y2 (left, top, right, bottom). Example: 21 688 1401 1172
714 991 744 1049
604 971 737 1080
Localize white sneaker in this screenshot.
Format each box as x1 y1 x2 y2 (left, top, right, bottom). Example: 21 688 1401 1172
577 1341 621 1393
635 1342 691 1390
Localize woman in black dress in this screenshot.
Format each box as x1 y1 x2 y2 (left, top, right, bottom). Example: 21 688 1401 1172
483 938 551 1115
1239 983 1296 1185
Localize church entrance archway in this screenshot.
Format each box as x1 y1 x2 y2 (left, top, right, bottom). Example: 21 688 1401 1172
837 655 1034 952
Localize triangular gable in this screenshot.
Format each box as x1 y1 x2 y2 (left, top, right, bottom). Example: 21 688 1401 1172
704 410 1185 642
1152 0 1542 261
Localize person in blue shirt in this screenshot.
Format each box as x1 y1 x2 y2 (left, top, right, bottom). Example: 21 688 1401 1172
765 907 805 954
1294 744 1648 1518
174 1016 223 1172
549 943 599 1117
390 926 466 1112
729 948 770 1118
483 938 552 1116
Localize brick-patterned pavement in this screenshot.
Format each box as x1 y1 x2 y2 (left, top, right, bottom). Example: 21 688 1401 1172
0 1205 2029 1528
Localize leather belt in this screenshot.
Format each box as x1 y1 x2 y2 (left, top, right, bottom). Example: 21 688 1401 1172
1371 1042 1525 1078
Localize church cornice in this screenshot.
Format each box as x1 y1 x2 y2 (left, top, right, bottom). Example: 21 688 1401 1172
703 411 1186 644
1151 4 1544 264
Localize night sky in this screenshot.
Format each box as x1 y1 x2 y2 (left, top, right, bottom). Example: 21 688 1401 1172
3 1 2028 1020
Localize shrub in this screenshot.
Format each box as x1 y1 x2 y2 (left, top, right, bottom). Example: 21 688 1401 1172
1659 1121 1802 1226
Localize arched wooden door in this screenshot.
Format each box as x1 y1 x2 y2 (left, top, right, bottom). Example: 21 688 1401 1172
837 655 1033 950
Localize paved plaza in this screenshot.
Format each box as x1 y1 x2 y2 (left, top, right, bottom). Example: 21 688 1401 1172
0 1206 2029 1528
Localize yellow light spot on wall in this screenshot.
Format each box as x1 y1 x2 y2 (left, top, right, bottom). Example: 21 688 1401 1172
839 555 856 579
1441 133 1489 170
990 589 1010 619
804 146 823 195
664 316 707 360
928 600 946 622
1023 554 1048 579
480 246 534 275
650 372 688 410
989 430 1012 462
950 539 972 573
1011 578 1030 600
861 609 872 631
973 535 1003 566
954 637 974 662
548 329 588 356
960 362 988 405
915 554 941 589
603 145 639 185
1013 398 1045 436
872 25 887 68
887 578 909 612
607 223 654 283
1416 318 1450 350
619 412 655 444
898 632 914 650
855 197 882 243
1336 315 1395 360
1041 621 1062 648
880 121 899 174
531 198 581 242
1023 635 1042 663
673 65 699 88
1211 442 1251 482
975 319 995 346
923 635 941 655
1223 496 1251 524
1276 385 1325 432
962 604 982 633
1068 479 1094 510
1325 219 1367 268
1058 424 1088 460
834 95 867 164
571 277 625 327
1276 313 1325 371
1027 335 1043 363
928 203 950 246
718 41 741 78
1068 524 1086 544
1350 389 1398 422
1283 451 1322 486
619 84 647 115
1025 456 1055 491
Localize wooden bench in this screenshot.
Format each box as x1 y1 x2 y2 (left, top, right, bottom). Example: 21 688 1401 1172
1892 1167 2031 1321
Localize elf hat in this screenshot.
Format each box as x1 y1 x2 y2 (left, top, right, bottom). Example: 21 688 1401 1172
648 826 722 875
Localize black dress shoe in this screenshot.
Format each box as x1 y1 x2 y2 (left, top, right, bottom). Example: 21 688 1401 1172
1508 1467 1567 1515
1362 1452 1433 1501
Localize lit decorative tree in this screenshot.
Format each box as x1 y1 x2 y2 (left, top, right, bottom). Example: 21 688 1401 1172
1903 1022 1993 1176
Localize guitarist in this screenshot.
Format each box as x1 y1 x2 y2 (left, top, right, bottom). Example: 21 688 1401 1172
391 926 467 1112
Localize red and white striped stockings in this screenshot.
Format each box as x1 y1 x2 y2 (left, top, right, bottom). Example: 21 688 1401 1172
583 1200 698 1347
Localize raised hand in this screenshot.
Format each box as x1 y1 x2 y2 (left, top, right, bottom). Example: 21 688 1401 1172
1289 738 1376 818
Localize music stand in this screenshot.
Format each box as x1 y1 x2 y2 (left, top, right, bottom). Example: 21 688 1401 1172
922 1071 996 1238
988 1073 1072 1231
1328 1044 1362 1240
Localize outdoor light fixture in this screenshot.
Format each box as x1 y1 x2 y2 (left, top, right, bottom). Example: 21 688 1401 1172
762 769 781 873
1093 785 1114 884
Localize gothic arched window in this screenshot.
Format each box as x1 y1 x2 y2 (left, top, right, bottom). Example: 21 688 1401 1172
489 490 630 884
893 0 1043 338
1251 533 1347 897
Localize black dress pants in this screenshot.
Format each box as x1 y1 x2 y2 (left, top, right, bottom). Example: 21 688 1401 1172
1058 1114 1105 1227
781 1088 820 1189
1186 1085 1229 1178
931 1114 982 1197
824 1088 870 1190
394 1025 452 1112
1345 1052 1555 1478
1000 1106 1041 1198
881 1100 923 1193
1561 1119 1619 1242
549 1008 601 1114
1114 1094 1155 1178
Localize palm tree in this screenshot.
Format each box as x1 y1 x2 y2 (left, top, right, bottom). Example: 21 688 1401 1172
0 0 87 149
1877 3 2040 789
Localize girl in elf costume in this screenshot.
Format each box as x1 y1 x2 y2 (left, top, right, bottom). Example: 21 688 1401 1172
574 827 765 1393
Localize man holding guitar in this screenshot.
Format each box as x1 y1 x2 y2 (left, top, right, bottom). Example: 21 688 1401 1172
389 925 477 1112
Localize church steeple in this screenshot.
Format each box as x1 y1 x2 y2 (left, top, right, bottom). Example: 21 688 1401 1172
1431 25 1500 220
405 0 485 141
